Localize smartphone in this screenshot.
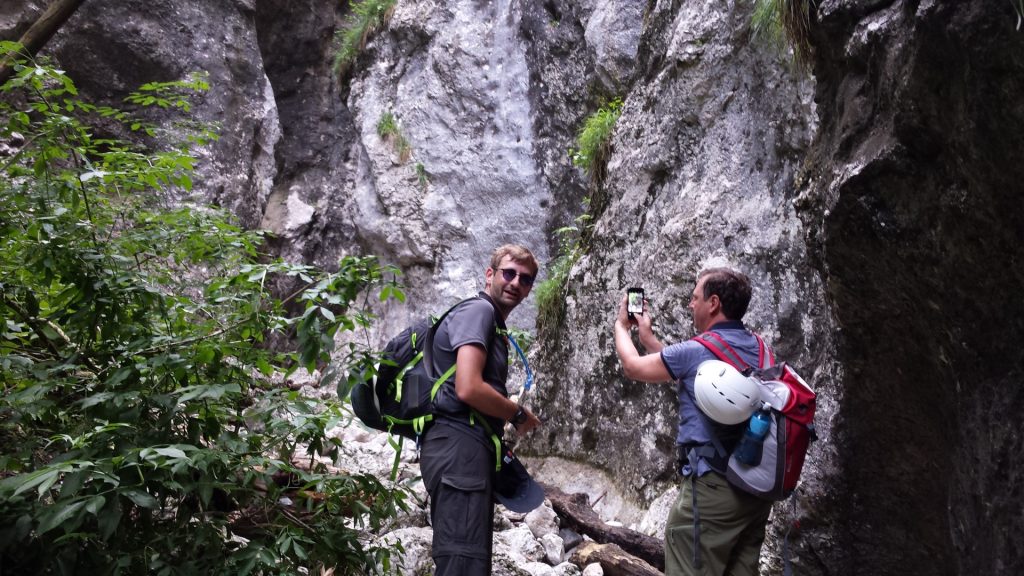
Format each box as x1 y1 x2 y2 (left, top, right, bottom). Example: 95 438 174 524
627 287 644 319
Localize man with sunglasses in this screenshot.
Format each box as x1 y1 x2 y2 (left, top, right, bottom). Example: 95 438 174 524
419 244 543 575
613 268 774 576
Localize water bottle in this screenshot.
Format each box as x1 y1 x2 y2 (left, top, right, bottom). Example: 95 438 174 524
734 407 772 465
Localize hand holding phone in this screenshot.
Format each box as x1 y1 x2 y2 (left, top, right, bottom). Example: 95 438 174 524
627 287 644 320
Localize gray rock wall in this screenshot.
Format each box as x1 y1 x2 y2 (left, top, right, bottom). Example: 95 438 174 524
44 0 280 228
800 1 1024 574
519 1 838 572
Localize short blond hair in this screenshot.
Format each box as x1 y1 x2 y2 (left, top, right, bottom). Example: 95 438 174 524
490 244 539 275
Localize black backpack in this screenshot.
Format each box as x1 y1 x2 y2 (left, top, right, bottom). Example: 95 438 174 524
350 300 464 441
349 295 512 478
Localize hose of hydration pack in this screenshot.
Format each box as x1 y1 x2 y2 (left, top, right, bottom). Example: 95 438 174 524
507 333 534 396
504 333 534 442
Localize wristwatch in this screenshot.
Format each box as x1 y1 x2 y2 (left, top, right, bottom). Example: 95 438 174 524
511 406 527 427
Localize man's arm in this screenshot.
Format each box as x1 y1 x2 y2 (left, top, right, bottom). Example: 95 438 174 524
614 294 672 383
454 343 541 434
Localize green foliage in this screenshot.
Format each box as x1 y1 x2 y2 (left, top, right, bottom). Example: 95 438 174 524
534 210 593 332
1013 0 1024 30
124 72 210 114
376 111 398 138
749 0 813 69
0 45 407 575
415 162 428 187
504 327 534 355
751 0 785 51
332 0 398 78
376 111 412 163
570 98 622 184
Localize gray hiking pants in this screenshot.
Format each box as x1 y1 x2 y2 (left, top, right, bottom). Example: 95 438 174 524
420 420 496 576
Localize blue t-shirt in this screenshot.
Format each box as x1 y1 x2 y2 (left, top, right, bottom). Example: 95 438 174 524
659 320 768 475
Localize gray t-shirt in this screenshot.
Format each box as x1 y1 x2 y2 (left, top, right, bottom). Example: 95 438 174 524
430 292 509 435
660 321 769 475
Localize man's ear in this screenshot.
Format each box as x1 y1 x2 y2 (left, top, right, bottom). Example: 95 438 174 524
708 294 722 316
484 266 494 289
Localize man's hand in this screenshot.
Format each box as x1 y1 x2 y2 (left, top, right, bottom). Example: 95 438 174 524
512 405 541 436
635 299 652 331
618 293 654 331
456 345 543 435
616 293 635 328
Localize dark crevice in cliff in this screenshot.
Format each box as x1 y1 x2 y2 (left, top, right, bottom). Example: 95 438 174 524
804 2 1024 574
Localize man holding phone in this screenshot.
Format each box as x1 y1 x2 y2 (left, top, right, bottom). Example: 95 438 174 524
613 268 775 576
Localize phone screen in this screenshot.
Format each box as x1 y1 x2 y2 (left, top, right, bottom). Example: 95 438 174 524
627 288 644 316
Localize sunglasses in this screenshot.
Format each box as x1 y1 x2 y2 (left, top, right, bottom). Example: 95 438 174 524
497 267 536 287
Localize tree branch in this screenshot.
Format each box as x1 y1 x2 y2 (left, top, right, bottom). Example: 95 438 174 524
540 482 665 571
1 291 99 374
0 0 88 85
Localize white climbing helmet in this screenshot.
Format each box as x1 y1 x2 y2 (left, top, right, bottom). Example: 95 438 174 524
694 360 761 425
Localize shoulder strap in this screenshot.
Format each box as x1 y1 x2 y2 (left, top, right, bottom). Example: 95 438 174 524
421 295 484 378
693 331 750 371
752 333 774 368
692 331 773 371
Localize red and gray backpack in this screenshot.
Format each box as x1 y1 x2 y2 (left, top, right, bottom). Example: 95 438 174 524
693 331 817 500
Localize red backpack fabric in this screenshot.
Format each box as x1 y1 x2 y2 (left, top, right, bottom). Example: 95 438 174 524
693 331 817 500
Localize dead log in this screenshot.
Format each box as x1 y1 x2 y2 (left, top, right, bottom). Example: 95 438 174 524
0 0 87 84
539 482 664 571
569 541 662 576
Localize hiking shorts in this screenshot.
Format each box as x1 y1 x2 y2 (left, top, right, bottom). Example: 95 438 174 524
420 421 496 576
664 471 774 576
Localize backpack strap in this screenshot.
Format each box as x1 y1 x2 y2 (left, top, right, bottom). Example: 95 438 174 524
469 410 503 471
419 298 472 390
690 474 704 571
693 330 774 371
753 333 774 369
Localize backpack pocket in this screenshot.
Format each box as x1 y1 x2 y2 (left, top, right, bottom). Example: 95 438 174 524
726 411 786 500
396 365 434 420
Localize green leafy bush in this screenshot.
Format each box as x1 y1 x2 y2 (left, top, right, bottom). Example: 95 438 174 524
0 43 407 575
570 98 622 184
333 0 397 78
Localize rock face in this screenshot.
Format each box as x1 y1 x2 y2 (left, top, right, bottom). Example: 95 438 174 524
6 0 1023 574
520 1 835 572
42 0 281 229
798 2 1024 575
523 0 822 496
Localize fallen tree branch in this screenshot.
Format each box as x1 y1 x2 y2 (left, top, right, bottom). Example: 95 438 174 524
569 541 662 576
539 482 664 571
